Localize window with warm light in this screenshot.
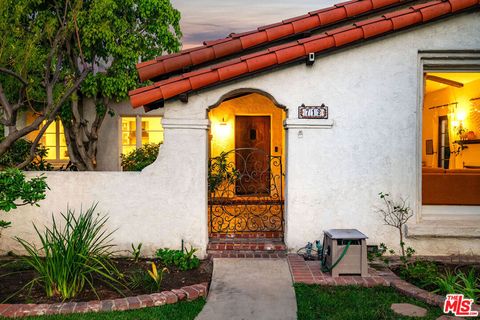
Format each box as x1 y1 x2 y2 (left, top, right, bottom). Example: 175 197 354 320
422 72 480 206
26 114 69 162
121 116 164 155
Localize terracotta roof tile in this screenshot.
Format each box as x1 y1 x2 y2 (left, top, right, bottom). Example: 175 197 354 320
136 0 407 81
229 30 259 38
419 1 452 20
332 28 365 46
212 39 243 58
130 0 480 108
390 10 423 28
291 16 321 33
302 36 336 53
160 79 192 100
354 16 386 26
275 45 307 63
162 54 192 74
240 50 270 61
361 19 394 37
335 0 362 8
371 0 402 8
344 0 374 17
245 53 278 72
317 7 349 25
189 47 216 65
449 0 478 11
211 58 243 69
203 38 231 46
239 32 269 49
217 62 249 81
189 72 220 90
383 7 415 18
283 14 311 24
265 24 295 41
325 25 358 35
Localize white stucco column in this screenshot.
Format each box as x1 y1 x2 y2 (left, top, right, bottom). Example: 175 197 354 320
283 118 335 250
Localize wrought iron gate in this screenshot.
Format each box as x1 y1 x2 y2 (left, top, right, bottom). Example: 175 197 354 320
208 148 284 233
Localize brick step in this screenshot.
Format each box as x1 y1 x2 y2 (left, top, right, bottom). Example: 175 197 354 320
208 251 287 259
209 232 283 239
207 238 287 259
208 237 284 244
207 241 286 251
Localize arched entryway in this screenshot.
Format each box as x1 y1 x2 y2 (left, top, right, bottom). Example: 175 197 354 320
207 89 287 244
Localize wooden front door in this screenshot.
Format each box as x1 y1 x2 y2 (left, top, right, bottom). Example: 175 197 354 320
235 116 271 195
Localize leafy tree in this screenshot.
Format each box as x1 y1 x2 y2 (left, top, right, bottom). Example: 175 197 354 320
0 1 91 168
121 143 160 171
60 0 181 170
0 168 49 233
0 0 181 170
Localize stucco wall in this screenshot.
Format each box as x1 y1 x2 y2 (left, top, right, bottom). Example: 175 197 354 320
2 12 480 257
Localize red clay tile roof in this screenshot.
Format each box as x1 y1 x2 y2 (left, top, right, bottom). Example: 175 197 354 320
136 0 406 81
129 0 479 108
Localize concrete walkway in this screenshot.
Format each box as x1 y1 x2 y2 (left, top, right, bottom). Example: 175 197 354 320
196 258 297 320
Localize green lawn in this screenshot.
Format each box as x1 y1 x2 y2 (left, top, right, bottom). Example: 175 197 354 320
1 300 205 320
295 284 445 320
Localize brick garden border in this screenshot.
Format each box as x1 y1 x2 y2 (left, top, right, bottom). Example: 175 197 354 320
0 282 209 318
287 254 480 313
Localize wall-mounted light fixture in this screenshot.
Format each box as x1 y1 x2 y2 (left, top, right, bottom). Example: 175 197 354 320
306 53 315 66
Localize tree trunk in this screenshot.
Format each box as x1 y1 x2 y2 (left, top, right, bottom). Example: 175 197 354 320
62 93 107 171
399 226 405 257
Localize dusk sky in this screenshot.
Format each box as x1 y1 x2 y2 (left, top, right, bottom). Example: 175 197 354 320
171 1 338 49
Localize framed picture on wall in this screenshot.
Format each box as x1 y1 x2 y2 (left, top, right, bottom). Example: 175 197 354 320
426 139 434 155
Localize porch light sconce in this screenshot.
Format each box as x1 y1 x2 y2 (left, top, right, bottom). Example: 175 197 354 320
220 117 227 125
306 53 315 66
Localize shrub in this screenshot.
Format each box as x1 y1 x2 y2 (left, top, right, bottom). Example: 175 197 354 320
0 168 48 233
121 143 160 171
156 246 200 271
399 260 438 289
16 204 122 299
0 138 52 171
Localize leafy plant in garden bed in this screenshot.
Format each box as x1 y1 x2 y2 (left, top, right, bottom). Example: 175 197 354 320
398 262 480 303
15 204 123 300
128 262 169 293
156 246 200 271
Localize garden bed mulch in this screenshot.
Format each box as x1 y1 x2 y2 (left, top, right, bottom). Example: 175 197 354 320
0 257 212 304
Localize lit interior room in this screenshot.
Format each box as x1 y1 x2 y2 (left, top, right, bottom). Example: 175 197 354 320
422 72 480 206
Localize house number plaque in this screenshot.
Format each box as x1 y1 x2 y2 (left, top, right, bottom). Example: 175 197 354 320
298 104 328 119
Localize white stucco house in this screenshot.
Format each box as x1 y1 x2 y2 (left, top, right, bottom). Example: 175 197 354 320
3 0 480 258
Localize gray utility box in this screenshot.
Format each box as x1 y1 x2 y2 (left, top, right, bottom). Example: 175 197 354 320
323 229 368 277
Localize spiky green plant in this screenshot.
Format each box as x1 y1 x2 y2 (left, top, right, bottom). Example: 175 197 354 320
456 268 480 302
433 270 459 295
16 204 123 299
